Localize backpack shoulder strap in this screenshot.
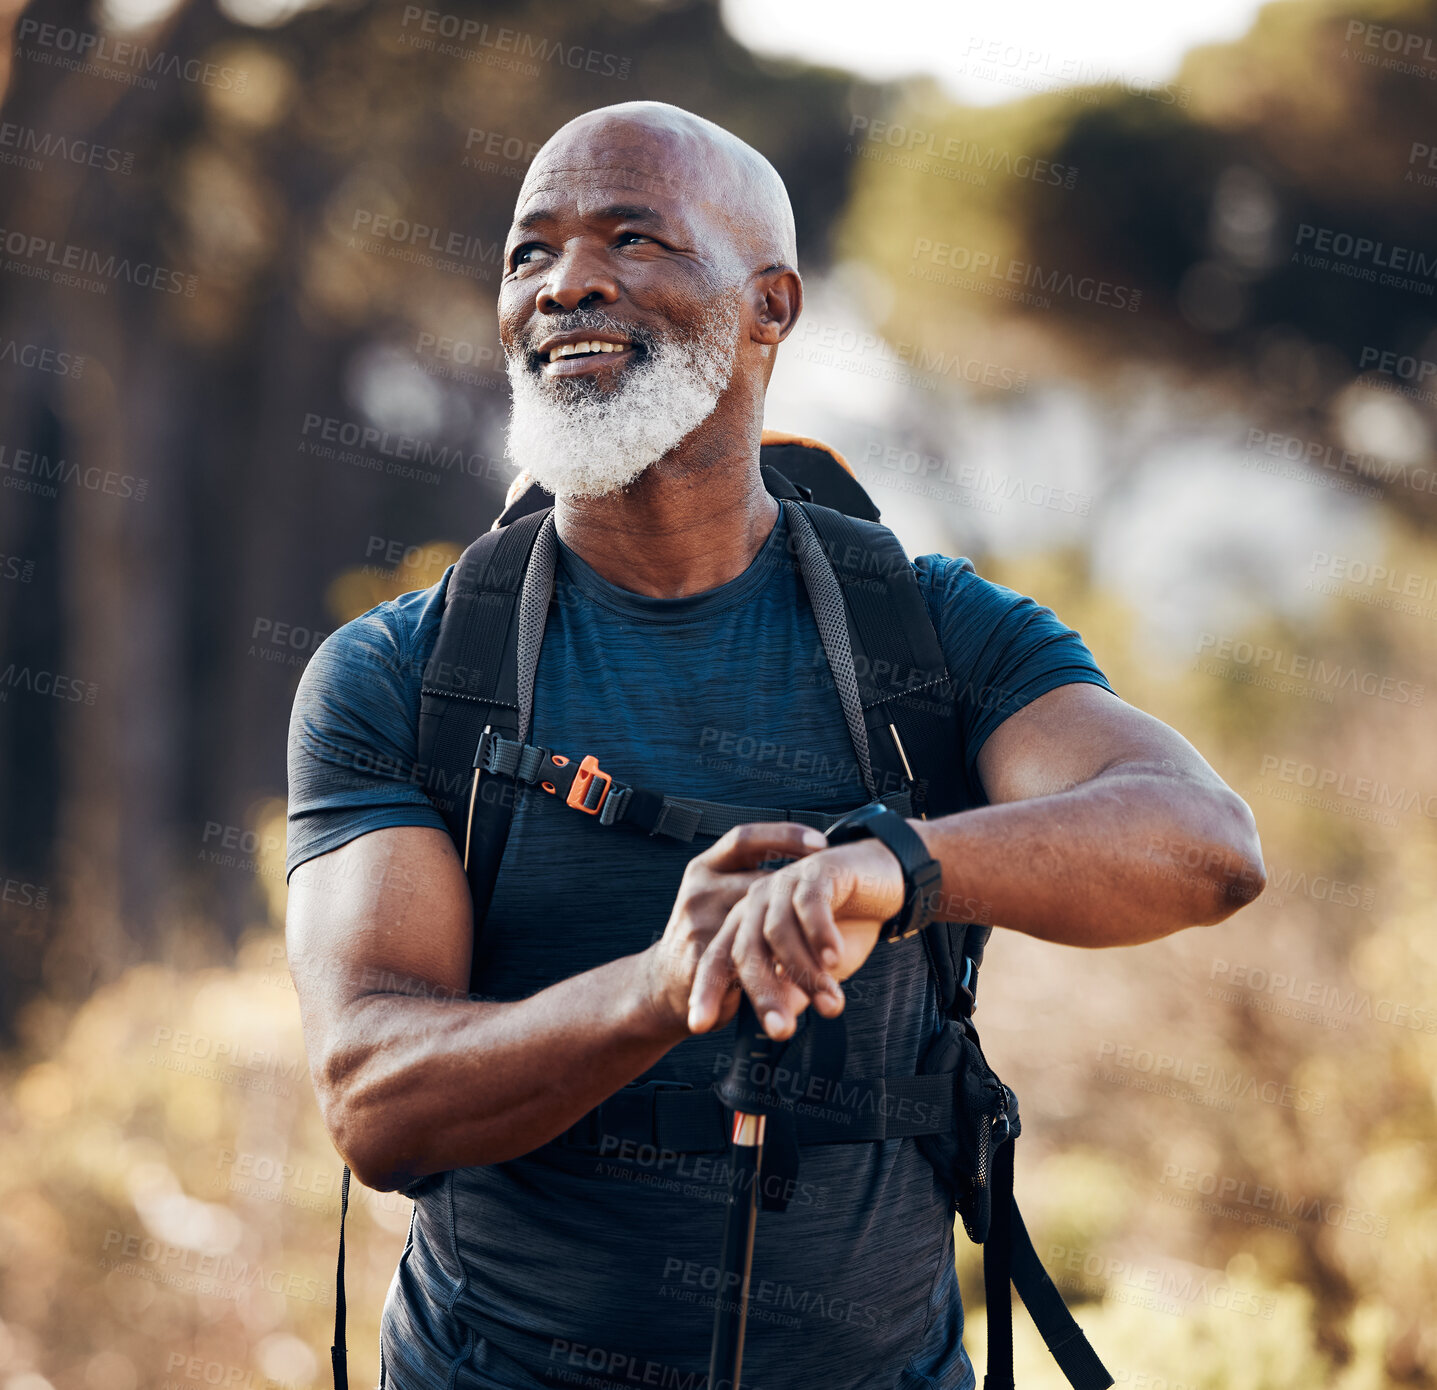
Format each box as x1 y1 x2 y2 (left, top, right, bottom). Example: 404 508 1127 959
416 506 555 985
793 501 990 1018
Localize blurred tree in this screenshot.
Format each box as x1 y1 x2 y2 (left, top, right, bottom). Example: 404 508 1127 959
0 0 868 1026
842 0 1437 530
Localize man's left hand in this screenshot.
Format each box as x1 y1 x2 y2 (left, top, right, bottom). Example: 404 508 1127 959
686 837 906 1039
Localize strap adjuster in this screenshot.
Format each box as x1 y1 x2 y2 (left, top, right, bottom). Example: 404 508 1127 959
566 754 612 814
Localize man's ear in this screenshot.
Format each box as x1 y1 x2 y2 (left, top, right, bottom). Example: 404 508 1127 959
750 265 803 347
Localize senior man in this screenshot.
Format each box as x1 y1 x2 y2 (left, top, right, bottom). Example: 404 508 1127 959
285 101 1265 1390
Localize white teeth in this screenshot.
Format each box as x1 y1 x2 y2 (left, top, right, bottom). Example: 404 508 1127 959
546 340 629 362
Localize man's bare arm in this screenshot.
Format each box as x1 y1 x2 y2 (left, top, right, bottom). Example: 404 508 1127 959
286 820 824 1191
692 683 1267 1037
922 682 1266 946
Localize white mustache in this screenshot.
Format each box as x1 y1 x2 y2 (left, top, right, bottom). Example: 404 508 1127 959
515 314 659 367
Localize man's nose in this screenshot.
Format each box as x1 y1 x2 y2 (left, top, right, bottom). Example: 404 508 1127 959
535 242 620 314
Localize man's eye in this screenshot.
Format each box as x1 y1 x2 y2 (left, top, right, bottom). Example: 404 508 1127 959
616 233 652 247
512 245 549 267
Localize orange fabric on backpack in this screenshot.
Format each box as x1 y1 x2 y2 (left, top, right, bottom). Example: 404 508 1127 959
759 428 856 478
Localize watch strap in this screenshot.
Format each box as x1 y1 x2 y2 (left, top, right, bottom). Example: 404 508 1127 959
825 803 944 940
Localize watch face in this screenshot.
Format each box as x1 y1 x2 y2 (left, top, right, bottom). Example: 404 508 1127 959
825 801 889 843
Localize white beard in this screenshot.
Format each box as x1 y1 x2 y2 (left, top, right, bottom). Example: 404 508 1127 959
504 297 742 501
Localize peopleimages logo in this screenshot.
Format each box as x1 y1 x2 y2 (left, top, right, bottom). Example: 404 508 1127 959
1310 550 1437 601
397 8 632 80
1343 20 1437 73
1292 222 1437 294
347 209 503 281
847 114 1078 189
1242 426 1437 497
1157 1163 1389 1237
911 236 1142 311
1209 958 1433 1033
99 1230 324 1304
0 337 85 377
1194 631 1424 705
1094 1040 1325 1113
0 121 134 174
13 17 248 91
1256 753 1437 821
0 443 149 502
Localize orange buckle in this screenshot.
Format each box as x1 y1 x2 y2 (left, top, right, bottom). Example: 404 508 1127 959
566 754 612 814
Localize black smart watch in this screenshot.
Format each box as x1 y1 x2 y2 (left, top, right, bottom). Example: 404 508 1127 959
824 802 944 942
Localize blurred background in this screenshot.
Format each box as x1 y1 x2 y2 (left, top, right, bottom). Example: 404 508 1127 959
0 0 1434 1384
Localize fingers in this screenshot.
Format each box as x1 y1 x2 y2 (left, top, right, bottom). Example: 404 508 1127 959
757 885 844 1022
791 865 845 974
727 885 836 1040
697 821 828 874
687 916 741 1034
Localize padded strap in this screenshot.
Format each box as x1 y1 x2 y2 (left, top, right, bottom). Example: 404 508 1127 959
417 507 551 842
416 508 553 968
795 502 997 1019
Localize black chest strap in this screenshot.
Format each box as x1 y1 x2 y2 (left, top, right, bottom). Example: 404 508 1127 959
473 728 912 841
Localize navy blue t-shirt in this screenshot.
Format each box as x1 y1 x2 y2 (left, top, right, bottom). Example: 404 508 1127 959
286 502 1113 1390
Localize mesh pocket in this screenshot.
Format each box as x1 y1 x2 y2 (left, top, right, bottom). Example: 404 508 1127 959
915 1018 1020 1244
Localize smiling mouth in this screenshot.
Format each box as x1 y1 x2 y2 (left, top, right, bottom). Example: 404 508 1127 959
539 339 640 377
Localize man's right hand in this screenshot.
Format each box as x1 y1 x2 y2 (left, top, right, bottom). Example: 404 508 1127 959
639 822 829 1039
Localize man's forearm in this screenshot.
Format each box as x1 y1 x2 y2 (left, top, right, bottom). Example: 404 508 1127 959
913 762 1265 947
325 948 683 1190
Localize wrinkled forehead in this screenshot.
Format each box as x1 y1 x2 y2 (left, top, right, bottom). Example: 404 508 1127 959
520 155 693 208
509 123 742 259
514 160 715 244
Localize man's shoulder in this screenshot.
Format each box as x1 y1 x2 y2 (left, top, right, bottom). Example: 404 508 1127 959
910 551 993 613
907 549 1099 690
911 551 977 587
295 567 453 708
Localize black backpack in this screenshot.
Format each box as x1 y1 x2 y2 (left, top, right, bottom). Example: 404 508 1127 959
329 432 1112 1390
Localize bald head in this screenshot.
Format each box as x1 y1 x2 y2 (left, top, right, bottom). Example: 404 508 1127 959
517 101 798 279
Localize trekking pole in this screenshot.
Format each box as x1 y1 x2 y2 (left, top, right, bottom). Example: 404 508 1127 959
707 1000 782 1390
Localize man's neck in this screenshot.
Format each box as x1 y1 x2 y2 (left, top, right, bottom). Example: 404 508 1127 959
552 431 780 599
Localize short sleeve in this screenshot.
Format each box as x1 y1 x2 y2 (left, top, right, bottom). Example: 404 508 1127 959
913 554 1115 805
284 589 449 880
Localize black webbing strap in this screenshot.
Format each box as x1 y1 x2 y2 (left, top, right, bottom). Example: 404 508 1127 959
474 730 913 842
332 1164 350 1390
983 1140 1016 1390
982 1138 1114 1390
1010 1202 1115 1390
